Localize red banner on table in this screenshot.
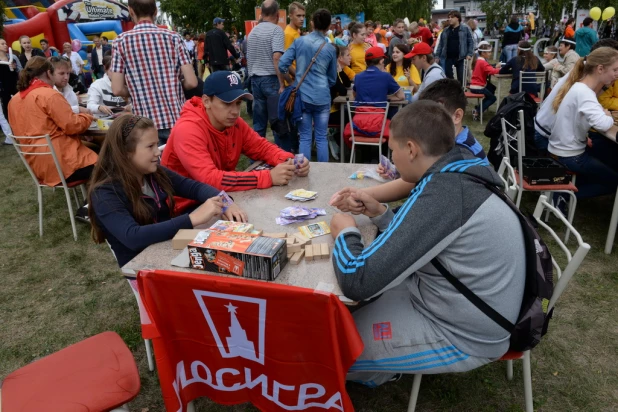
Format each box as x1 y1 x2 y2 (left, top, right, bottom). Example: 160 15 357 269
137 270 363 412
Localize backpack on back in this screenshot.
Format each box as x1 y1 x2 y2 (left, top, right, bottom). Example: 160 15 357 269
484 92 538 170
431 181 554 352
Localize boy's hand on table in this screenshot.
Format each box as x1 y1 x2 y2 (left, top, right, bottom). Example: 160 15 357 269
330 187 364 214
330 213 357 239
223 203 248 223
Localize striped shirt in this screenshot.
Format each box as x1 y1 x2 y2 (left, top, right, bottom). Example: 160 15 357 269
111 21 191 130
247 22 284 77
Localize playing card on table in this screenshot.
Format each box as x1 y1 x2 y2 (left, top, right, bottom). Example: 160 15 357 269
218 190 233 212
276 206 326 225
379 155 400 180
285 189 317 202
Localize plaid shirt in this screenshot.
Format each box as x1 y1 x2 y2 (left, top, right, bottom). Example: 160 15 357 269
112 22 191 130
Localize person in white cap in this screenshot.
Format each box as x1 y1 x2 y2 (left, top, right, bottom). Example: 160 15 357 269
470 41 502 120
545 37 579 88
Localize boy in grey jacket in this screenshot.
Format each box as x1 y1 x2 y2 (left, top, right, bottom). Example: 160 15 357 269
329 101 526 386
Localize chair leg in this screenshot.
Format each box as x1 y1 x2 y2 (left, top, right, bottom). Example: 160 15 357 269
63 187 78 241
145 339 155 372
605 188 618 254
506 359 513 381
80 184 87 202
350 142 355 164
37 186 44 237
407 374 422 412
72 188 80 208
564 192 578 243
187 401 196 412
480 99 483 125
522 351 533 412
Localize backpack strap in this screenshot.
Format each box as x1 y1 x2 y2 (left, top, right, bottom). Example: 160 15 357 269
430 181 522 334
430 257 514 332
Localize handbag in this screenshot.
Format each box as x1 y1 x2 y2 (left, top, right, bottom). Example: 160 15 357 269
284 40 328 113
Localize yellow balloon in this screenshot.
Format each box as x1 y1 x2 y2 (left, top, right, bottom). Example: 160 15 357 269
590 7 602 21
602 7 615 20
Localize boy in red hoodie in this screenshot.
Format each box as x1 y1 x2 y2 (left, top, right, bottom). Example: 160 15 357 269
162 71 310 212
469 41 502 120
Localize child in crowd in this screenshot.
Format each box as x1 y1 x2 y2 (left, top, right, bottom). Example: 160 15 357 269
331 78 488 208
499 40 544 97
549 47 618 201
470 41 502 120
89 114 248 267
87 56 130 115
348 22 369 74
330 45 353 125
542 46 558 69
386 44 421 88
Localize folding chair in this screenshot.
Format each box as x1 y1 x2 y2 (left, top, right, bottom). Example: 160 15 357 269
346 101 390 163
407 194 591 412
519 72 547 105
458 61 485 124
500 111 578 239
10 134 88 241
604 188 618 254
1 331 141 412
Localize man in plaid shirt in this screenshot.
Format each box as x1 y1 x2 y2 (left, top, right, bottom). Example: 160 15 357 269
111 0 197 144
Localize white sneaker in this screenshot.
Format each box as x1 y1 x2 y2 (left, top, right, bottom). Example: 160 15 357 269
3 136 13 145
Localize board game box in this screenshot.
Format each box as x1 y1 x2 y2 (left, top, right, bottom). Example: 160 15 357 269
187 230 287 281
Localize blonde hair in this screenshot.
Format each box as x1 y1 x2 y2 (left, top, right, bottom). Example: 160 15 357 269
288 1 304 13
553 47 618 112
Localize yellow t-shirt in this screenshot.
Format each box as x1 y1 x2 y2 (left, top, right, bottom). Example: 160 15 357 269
386 64 421 87
349 43 368 74
284 25 300 86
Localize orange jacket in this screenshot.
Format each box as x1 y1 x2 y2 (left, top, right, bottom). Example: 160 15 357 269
8 87 95 186
161 97 293 212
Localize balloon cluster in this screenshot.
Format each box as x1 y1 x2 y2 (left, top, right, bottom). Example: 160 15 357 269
71 38 82 52
590 7 615 21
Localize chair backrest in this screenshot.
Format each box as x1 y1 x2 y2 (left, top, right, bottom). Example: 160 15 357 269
137 269 363 412
532 195 591 311
10 134 69 189
519 71 547 102
500 109 526 183
497 157 519 202
346 100 390 143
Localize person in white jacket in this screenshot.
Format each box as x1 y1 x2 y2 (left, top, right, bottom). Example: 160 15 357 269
87 56 130 116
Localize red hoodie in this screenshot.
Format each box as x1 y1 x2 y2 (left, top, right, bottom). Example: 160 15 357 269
470 57 500 89
161 97 293 212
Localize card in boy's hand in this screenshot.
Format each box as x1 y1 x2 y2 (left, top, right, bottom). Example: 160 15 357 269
379 154 400 180
218 190 234 212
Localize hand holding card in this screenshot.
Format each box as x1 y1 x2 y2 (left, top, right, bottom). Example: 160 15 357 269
218 190 234 213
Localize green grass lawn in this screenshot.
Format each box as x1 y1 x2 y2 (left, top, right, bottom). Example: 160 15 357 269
1 85 618 411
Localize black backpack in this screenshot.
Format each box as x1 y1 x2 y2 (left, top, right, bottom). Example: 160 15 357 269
484 92 538 170
431 182 554 352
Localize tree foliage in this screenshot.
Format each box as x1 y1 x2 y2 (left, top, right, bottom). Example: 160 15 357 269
159 0 436 33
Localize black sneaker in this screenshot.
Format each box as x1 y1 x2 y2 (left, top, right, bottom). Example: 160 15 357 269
75 205 90 224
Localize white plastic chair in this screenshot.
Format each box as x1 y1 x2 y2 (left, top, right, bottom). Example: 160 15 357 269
500 111 578 240
519 72 547 105
407 194 591 412
10 134 87 241
346 101 390 163
604 188 618 254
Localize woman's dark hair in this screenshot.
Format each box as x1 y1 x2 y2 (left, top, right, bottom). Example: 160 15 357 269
510 15 519 25
336 45 347 59
583 17 593 27
516 40 538 70
389 43 411 77
88 114 176 243
566 17 574 26
312 8 331 32
17 56 52 91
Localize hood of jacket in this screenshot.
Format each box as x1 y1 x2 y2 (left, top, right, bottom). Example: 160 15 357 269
180 96 232 142
505 23 523 33
421 145 502 187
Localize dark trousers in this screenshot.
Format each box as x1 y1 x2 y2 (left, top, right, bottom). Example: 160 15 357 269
445 58 465 84
66 165 94 184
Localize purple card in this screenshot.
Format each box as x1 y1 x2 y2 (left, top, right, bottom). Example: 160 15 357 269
218 190 233 213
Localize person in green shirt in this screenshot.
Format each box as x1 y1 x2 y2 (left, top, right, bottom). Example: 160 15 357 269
575 17 599 57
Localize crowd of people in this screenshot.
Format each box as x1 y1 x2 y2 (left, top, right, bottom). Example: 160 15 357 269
2 0 618 394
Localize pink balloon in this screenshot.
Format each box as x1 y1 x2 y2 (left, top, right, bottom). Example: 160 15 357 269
71 39 82 52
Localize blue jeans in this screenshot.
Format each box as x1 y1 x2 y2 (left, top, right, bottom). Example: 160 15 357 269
503 44 518 62
299 102 330 162
555 149 618 198
534 130 549 153
251 75 280 142
472 87 497 113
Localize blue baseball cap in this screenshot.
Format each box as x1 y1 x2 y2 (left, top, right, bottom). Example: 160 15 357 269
203 71 253 103
213 17 225 24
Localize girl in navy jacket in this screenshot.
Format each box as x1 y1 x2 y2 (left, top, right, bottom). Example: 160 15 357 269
88 114 248 267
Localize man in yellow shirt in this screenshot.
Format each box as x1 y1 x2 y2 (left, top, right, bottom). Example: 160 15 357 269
284 1 305 82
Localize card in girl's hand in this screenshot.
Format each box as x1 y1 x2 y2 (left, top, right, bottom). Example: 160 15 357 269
218 190 233 212
294 153 305 169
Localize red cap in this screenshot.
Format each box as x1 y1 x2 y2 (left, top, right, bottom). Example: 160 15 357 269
365 46 385 60
404 42 433 58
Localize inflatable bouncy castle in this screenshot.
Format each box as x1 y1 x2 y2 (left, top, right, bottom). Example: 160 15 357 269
3 0 134 73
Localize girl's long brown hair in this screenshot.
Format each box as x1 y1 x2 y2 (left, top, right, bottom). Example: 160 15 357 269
88 114 176 243
16 56 52 91
553 47 618 112
389 43 412 77
516 41 538 71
